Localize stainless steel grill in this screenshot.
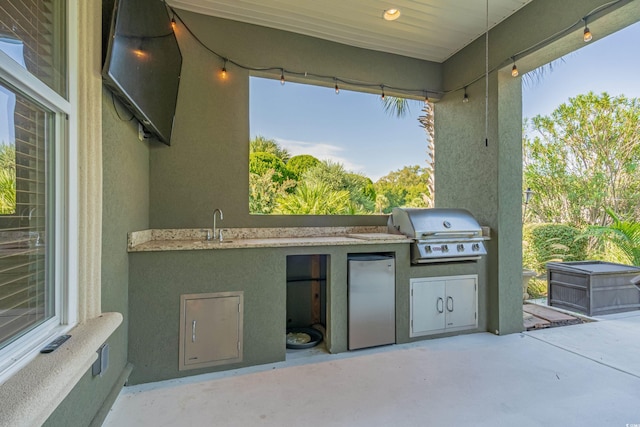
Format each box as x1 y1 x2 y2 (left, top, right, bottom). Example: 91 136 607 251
388 208 487 264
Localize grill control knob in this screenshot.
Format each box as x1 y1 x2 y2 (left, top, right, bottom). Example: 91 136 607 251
441 244 449 253
457 244 464 252
472 243 480 251
425 245 432 253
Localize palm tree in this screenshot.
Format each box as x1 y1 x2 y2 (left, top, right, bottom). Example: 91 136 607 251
418 102 435 207
579 207 640 266
274 182 352 215
381 97 435 207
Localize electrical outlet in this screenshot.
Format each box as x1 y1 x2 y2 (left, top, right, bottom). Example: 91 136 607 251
92 343 109 377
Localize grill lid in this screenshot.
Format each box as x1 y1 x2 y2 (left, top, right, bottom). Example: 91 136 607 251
389 207 483 240
389 207 487 263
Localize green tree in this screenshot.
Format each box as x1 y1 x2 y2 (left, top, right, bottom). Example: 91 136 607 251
249 170 296 214
286 154 320 179
374 165 430 213
249 137 296 214
579 208 640 266
524 92 640 227
249 135 290 162
249 152 296 184
0 144 16 214
381 96 415 117
302 161 375 213
382 96 435 207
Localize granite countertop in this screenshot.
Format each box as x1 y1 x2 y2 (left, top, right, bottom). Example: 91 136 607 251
128 226 411 252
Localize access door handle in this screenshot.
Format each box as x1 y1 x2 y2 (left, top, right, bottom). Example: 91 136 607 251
192 320 197 342
436 297 444 313
447 296 454 312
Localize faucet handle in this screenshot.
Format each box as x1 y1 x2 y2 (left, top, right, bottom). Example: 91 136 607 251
200 228 212 241
218 229 224 242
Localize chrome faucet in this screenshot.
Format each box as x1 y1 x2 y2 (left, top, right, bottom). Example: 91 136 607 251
212 208 223 242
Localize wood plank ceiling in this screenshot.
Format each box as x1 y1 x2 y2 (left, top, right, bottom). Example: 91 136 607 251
166 0 533 62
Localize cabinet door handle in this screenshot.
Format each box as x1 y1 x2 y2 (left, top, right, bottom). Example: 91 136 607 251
192 320 197 342
447 296 454 312
436 297 444 313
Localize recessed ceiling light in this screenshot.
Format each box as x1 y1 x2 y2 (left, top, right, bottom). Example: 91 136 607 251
383 8 401 21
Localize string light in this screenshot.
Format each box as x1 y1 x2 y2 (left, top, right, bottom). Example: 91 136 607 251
424 92 429 104
583 18 593 42
168 1 621 103
334 79 340 94
462 87 469 103
169 8 438 100
221 58 228 80
171 17 177 31
511 58 519 77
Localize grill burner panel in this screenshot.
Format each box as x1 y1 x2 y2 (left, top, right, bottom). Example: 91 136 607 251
389 208 487 264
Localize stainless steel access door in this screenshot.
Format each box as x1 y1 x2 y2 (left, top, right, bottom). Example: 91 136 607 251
348 255 395 350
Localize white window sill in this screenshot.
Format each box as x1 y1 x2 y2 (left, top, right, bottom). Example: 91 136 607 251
0 312 123 427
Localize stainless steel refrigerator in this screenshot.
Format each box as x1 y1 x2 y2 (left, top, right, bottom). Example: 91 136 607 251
348 254 395 350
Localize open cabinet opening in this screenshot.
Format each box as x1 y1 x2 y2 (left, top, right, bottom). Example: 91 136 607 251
285 254 329 359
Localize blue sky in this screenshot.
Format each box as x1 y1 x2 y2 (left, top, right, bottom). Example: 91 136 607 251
251 20 640 182
523 21 640 119
250 78 427 181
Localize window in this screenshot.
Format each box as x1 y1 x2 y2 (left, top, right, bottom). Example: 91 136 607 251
0 0 74 378
249 77 434 215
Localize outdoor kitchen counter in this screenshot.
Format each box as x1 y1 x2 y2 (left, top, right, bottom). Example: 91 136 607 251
127 227 411 252
127 226 415 385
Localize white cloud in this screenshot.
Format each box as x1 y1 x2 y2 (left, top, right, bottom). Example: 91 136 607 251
275 138 367 175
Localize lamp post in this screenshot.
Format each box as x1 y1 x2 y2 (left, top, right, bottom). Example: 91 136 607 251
522 187 534 222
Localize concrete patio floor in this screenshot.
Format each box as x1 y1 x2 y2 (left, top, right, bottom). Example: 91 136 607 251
103 311 640 427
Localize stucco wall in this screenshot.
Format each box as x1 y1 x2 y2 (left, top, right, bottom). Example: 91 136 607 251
148 12 442 230
43 89 150 426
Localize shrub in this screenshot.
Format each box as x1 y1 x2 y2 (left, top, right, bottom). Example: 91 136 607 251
249 152 296 183
527 278 548 299
524 223 588 273
286 155 320 179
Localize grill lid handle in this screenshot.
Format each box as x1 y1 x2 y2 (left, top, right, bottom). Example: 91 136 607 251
421 232 478 238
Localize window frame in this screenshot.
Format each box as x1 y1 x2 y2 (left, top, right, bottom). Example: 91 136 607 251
0 0 78 382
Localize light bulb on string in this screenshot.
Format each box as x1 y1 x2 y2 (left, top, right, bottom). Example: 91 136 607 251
280 69 285 85
171 17 177 31
583 19 592 42
381 85 385 100
334 80 340 94
220 59 228 80
463 87 469 103
424 92 429 105
511 58 519 77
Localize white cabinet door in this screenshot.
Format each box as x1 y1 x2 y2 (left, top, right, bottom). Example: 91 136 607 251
180 292 243 371
444 277 477 330
410 279 446 336
410 275 477 337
